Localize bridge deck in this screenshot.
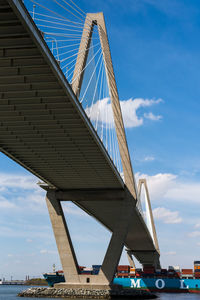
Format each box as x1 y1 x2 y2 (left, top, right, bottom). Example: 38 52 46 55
0 0 123 190
0 0 159 265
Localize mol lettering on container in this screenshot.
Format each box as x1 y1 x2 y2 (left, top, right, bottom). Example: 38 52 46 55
130 279 141 288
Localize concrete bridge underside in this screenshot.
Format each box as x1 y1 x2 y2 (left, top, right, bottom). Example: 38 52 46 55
0 0 160 287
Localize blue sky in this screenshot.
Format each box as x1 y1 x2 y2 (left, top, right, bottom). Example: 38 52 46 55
1 0 200 279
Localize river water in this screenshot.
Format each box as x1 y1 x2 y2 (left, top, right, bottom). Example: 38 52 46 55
0 285 200 300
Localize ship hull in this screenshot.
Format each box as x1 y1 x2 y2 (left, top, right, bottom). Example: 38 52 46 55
43 273 200 293
43 273 65 287
113 278 200 293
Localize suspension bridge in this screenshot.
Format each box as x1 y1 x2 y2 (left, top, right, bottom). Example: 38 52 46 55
0 0 160 289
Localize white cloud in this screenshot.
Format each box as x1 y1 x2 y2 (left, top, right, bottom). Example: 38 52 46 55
165 182 200 203
144 112 162 121
163 251 176 255
188 231 200 238
0 173 91 218
0 223 52 239
0 173 38 190
0 172 47 214
62 202 87 217
136 172 177 202
144 156 155 162
197 242 200 246
26 239 33 243
40 249 57 254
0 199 16 209
40 249 47 254
86 97 162 128
153 207 182 224
195 223 200 228
136 172 200 204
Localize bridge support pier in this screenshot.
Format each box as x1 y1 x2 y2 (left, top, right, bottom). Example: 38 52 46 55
45 188 134 289
46 190 80 284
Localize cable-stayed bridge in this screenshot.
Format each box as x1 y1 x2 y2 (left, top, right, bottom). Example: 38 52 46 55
0 0 160 288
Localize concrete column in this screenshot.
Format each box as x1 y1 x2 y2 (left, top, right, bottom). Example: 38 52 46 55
126 250 136 268
97 192 134 284
138 179 160 254
46 189 80 283
71 16 94 98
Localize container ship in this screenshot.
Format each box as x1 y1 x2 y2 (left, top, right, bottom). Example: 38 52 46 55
43 261 200 293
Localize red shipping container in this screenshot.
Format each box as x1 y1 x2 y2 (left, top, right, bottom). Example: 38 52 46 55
117 265 130 271
143 271 154 274
182 269 193 273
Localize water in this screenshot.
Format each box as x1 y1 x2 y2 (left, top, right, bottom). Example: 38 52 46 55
0 286 50 300
0 286 200 300
156 293 200 300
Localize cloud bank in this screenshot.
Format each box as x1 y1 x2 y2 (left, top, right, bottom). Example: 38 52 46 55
153 207 182 224
136 172 200 204
86 97 162 128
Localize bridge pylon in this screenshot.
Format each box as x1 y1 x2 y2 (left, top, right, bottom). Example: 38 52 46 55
72 12 138 200
136 179 160 269
137 179 160 256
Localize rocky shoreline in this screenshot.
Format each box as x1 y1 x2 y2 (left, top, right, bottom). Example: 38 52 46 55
18 287 157 298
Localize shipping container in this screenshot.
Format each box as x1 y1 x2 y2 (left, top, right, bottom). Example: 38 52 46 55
156 269 161 273
81 271 92 275
182 274 193 278
194 269 200 273
130 267 135 272
92 265 101 269
117 265 130 271
182 269 193 274
92 265 101 275
117 271 129 274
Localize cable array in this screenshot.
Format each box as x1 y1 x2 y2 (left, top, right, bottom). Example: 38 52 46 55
24 0 123 177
